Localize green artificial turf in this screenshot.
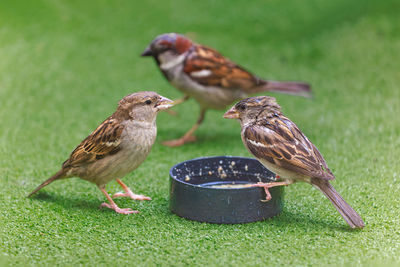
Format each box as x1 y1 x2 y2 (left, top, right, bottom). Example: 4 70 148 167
1 0 400 266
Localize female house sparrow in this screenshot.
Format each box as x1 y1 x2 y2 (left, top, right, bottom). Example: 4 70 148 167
142 33 311 146
28 91 174 214
223 96 364 228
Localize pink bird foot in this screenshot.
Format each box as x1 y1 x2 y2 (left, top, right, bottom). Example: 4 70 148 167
250 180 294 202
113 179 152 201
99 187 139 214
100 202 139 214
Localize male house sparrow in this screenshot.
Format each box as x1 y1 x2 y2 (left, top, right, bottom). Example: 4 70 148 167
142 33 311 146
223 96 364 228
28 91 173 214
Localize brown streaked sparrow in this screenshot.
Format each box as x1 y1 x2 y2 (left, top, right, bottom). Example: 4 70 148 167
28 91 174 214
223 96 364 229
142 33 312 147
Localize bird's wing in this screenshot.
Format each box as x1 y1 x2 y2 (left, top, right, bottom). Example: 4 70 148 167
243 117 334 180
63 117 124 168
183 45 263 91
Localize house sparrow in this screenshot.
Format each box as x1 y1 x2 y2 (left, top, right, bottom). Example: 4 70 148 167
223 96 364 228
142 33 311 146
28 91 174 214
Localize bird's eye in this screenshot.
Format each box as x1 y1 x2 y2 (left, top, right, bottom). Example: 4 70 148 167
145 99 152 105
237 104 246 111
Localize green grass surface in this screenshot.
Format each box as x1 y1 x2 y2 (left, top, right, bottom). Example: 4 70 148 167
1 0 400 266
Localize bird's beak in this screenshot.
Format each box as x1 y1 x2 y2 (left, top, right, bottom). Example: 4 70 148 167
223 107 239 119
141 46 153 57
155 96 174 110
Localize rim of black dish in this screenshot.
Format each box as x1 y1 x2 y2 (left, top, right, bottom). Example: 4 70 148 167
169 155 276 189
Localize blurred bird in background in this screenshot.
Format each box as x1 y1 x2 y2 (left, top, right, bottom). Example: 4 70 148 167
142 33 311 146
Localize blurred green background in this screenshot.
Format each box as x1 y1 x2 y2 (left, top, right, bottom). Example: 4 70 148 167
1 0 399 266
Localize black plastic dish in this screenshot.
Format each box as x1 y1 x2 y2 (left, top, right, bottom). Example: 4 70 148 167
169 156 284 224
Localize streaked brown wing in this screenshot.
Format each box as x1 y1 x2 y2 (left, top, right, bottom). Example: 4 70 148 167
244 117 334 180
63 117 124 168
183 45 263 91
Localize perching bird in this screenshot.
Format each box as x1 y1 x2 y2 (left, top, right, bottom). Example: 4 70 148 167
28 91 174 214
141 33 311 146
223 96 364 228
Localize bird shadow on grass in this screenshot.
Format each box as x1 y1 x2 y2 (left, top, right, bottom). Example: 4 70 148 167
30 190 162 216
271 210 356 232
30 191 103 212
30 192 356 232
152 199 356 232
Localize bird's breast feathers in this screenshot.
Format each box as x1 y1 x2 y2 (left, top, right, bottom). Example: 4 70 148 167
159 52 186 71
120 119 157 150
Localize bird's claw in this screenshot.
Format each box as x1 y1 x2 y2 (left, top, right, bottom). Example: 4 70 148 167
100 202 139 214
260 196 272 202
250 182 273 202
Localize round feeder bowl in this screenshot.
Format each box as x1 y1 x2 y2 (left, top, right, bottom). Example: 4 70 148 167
169 156 284 224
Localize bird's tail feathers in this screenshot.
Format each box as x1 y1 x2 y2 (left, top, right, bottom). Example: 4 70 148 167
27 169 66 198
311 179 364 229
254 80 312 98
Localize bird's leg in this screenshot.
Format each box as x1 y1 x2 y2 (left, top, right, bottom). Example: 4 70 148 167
99 187 139 214
251 179 294 202
112 179 151 201
164 95 190 116
162 108 206 147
